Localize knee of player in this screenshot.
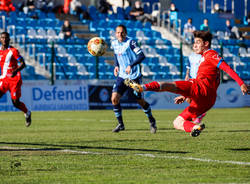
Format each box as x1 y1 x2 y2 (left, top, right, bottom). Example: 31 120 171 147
111 96 119 105
173 116 185 130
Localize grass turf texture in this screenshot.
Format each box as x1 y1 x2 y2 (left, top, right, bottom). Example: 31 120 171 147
0 108 249 184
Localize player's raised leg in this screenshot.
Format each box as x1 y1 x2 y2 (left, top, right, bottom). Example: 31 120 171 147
124 79 179 93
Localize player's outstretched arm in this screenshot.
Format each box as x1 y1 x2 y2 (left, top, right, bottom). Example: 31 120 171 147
240 83 250 95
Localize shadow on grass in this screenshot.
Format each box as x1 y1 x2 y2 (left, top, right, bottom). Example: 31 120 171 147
131 128 176 131
218 130 250 133
99 128 176 132
0 141 189 154
226 148 250 151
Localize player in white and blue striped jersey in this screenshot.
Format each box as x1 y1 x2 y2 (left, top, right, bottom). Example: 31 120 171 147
110 25 157 133
185 52 202 80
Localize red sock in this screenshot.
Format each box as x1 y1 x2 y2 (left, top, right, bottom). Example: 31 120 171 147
144 81 160 91
183 121 196 132
17 102 28 114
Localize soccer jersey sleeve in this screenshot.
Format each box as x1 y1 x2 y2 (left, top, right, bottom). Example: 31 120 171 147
206 50 244 86
11 48 23 62
205 50 223 67
129 40 145 67
218 61 244 86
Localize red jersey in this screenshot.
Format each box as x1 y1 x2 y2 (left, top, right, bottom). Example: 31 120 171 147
196 49 244 93
175 49 244 120
0 46 22 82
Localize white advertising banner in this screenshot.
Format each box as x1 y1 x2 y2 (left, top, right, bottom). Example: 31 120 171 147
0 81 248 111
0 81 89 111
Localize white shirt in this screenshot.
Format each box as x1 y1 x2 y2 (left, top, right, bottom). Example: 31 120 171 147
187 52 202 78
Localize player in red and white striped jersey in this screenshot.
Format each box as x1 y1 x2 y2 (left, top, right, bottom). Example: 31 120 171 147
125 31 250 137
0 32 31 127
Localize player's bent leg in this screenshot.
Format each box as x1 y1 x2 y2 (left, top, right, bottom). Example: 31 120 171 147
137 99 157 134
143 81 178 92
111 92 125 133
193 113 206 124
173 115 205 137
12 99 31 127
173 116 185 131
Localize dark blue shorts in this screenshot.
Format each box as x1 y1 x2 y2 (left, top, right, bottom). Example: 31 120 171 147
112 77 143 100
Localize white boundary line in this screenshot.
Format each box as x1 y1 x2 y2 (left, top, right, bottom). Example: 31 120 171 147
1 146 250 166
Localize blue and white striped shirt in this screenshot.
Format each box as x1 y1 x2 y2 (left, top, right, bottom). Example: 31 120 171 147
187 52 202 79
111 37 144 80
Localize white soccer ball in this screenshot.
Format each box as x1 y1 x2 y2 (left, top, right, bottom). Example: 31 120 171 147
87 37 107 56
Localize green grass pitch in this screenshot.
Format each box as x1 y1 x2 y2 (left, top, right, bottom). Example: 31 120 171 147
0 108 250 184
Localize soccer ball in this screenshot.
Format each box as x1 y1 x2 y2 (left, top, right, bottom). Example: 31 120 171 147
87 37 106 56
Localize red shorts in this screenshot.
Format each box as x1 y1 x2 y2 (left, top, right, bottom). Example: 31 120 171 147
175 79 217 121
0 79 22 100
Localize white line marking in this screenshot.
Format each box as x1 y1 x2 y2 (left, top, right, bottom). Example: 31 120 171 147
136 154 250 165
1 146 250 166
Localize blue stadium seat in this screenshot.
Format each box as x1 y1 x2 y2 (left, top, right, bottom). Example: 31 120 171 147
117 7 125 20
88 5 98 20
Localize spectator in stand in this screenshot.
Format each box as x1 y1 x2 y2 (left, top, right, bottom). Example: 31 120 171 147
35 0 47 12
70 0 90 20
0 0 16 12
183 18 196 44
200 18 210 32
107 0 129 14
70 0 81 15
168 3 179 29
98 0 112 14
46 0 55 12
225 19 242 40
129 0 154 24
127 0 134 7
212 3 223 14
60 20 72 40
24 0 35 13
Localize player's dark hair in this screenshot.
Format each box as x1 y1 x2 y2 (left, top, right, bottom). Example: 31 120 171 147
1 31 10 38
117 24 127 34
193 30 212 47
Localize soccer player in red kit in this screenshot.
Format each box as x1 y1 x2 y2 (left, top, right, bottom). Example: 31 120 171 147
0 32 31 127
125 31 250 137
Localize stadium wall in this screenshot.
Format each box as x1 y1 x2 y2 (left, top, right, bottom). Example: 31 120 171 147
0 81 249 112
